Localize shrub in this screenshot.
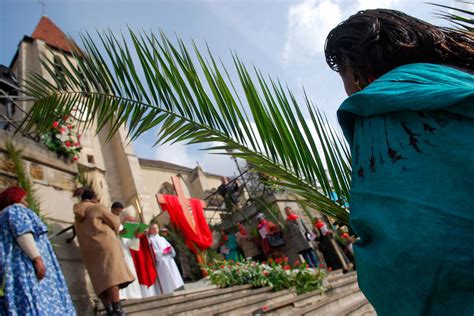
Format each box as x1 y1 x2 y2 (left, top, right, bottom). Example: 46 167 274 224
204 258 327 295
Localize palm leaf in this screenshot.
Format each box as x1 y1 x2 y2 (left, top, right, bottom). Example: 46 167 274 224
21 30 351 224
429 2 474 31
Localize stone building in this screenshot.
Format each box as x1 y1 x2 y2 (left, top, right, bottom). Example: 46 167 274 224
0 16 226 314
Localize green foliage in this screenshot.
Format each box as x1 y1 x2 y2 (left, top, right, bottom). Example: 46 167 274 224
204 258 327 295
5 142 42 215
22 30 351 224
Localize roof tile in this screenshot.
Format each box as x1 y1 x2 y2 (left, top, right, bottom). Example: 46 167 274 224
31 16 78 53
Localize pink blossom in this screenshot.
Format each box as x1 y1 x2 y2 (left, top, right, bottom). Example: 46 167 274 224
59 127 66 134
52 121 59 128
65 141 71 148
283 265 291 271
73 156 78 161
74 142 80 147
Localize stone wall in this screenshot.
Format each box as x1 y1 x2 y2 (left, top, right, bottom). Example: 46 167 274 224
48 219 96 315
0 130 95 315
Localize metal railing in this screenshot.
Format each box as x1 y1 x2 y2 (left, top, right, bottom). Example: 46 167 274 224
0 78 39 141
203 167 277 225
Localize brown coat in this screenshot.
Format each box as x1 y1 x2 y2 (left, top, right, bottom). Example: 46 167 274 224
73 201 134 295
236 232 261 258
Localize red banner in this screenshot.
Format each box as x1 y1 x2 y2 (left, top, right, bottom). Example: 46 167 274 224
159 194 212 253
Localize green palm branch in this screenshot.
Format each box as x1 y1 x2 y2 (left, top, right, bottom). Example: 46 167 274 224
21 30 351 224
430 2 474 31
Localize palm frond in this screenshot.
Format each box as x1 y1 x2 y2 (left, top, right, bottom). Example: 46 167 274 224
429 2 474 31
22 30 351 224
5 142 42 215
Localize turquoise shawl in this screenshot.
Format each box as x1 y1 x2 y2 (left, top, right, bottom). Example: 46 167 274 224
338 63 474 315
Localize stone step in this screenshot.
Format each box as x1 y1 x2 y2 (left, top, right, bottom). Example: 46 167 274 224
217 288 297 316
326 271 357 285
292 287 364 315
334 295 369 316
96 271 371 316
129 285 260 315
96 284 220 314
249 271 360 314
346 301 377 316
174 287 277 316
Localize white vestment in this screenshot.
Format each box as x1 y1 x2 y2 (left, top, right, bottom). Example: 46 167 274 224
149 235 184 294
119 237 142 300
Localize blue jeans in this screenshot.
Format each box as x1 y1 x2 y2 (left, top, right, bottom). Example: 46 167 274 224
301 249 319 268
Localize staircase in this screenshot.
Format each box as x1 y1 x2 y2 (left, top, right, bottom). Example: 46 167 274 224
95 271 376 315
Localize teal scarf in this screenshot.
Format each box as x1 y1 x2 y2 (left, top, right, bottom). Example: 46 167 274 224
338 63 474 315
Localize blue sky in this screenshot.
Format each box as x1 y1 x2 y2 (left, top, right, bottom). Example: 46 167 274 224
0 0 459 176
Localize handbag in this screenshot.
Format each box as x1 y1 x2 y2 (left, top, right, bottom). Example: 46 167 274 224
305 232 317 241
267 233 286 248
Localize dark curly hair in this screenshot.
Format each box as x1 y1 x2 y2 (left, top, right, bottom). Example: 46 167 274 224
80 187 96 201
325 9 474 84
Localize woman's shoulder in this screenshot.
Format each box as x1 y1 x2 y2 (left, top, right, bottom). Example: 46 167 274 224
3 204 36 218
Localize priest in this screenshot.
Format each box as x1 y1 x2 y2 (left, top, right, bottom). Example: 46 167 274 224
148 223 184 294
119 207 160 297
114 205 142 300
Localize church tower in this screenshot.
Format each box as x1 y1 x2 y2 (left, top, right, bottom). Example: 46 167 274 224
9 16 154 220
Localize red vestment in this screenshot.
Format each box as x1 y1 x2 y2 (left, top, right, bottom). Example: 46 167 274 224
130 234 158 287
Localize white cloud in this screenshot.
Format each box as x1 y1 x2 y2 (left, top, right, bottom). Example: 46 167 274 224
154 142 196 168
282 0 401 64
356 0 400 11
200 153 238 177
282 0 342 64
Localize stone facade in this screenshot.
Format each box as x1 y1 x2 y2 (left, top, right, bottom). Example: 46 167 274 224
1 16 229 315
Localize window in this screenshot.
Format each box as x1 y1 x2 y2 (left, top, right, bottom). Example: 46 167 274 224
87 155 95 164
53 55 66 90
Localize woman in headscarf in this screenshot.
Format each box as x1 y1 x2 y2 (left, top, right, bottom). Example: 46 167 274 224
73 188 134 315
255 213 283 259
284 207 318 268
235 222 262 261
0 186 76 315
325 9 474 315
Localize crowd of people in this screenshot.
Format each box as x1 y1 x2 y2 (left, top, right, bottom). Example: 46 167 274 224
2 8 471 315
0 185 184 316
216 206 356 271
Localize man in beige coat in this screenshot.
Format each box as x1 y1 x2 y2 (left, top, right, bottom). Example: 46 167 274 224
74 188 134 316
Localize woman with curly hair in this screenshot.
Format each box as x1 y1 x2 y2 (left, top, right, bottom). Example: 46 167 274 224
325 9 473 315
